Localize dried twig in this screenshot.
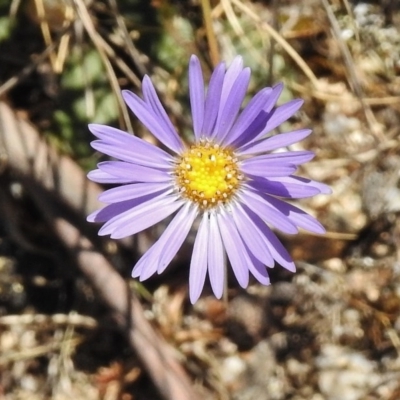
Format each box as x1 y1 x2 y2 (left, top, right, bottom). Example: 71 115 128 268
320 0 384 141
73 0 134 133
0 101 201 400
201 0 220 66
230 0 320 87
0 35 61 98
0 102 101 216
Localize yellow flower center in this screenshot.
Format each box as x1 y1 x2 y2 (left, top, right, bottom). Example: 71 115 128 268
174 140 242 209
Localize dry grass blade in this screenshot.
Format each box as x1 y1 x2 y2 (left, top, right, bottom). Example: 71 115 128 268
230 0 320 87
201 0 220 66
342 0 360 43
107 0 147 77
0 36 62 98
290 81 400 105
320 0 384 141
73 0 134 134
220 0 268 68
0 337 83 365
33 0 58 71
93 31 142 89
9 0 22 17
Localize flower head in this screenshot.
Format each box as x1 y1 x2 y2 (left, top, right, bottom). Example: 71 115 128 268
87 55 330 303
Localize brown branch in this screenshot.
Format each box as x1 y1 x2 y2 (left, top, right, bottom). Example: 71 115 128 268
54 217 199 400
0 101 201 400
0 102 102 217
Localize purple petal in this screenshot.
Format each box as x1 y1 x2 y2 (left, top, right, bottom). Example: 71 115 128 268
88 169 135 184
261 83 284 110
220 57 244 105
133 202 198 279
137 248 159 281
98 161 171 182
189 212 209 303
231 203 274 267
110 198 183 239
202 62 226 137
141 76 185 150
217 210 249 288
269 175 332 195
223 87 273 146
240 159 297 177
111 199 183 239
238 129 312 155
248 99 304 144
243 205 296 272
122 90 183 154
89 189 173 224
88 197 148 223
262 195 326 234
247 177 321 198
263 226 296 272
98 193 181 237
157 203 198 273
99 182 172 203
246 250 271 285
220 209 271 286
133 243 163 279
239 190 298 234
232 83 284 147
245 151 315 166
189 55 205 139
289 211 326 234
95 190 171 227
88 124 172 165
212 68 251 141
132 248 155 280
207 212 225 299
91 141 171 169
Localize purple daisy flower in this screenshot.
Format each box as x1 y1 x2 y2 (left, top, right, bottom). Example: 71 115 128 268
87 55 330 303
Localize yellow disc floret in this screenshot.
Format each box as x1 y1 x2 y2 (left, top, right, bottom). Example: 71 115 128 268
174 140 243 209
